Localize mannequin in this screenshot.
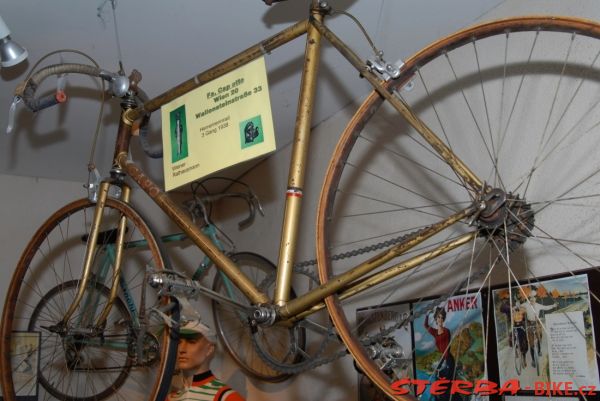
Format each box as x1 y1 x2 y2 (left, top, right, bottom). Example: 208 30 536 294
167 320 245 401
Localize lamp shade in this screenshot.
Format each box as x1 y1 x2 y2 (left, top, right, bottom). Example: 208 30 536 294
0 15 27 68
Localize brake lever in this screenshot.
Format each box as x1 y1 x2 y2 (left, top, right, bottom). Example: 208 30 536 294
6 96 21 135
182 197 211 226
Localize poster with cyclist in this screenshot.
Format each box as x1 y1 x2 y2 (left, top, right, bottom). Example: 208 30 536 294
492 274 599 390
413 293 486 401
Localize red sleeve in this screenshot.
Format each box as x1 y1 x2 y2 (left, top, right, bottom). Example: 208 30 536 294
223 391 245 401
424 315 436 336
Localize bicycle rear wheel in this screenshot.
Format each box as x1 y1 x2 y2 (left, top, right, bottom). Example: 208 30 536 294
318 16 600 398
1 198 178 401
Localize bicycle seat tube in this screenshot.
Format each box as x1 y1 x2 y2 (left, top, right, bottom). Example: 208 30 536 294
274 0 327 306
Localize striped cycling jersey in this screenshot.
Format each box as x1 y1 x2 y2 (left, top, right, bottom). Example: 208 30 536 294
167 370 244 401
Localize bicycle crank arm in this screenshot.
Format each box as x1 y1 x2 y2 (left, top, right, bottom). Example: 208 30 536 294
148 273 255 314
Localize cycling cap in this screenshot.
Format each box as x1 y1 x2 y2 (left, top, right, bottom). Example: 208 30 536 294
179 319 217 343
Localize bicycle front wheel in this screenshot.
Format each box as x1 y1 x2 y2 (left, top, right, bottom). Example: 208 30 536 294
1 198 178 401
318 16 600 398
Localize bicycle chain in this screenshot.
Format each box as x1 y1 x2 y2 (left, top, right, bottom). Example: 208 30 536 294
284 225 460 372
293 228 426 269
261 269 486 374
253 206 492 373
252 325 348 375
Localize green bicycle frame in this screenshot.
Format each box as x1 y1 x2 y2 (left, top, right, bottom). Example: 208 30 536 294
73 225 237 355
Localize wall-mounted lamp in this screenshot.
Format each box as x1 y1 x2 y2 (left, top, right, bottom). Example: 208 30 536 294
0 15 28 68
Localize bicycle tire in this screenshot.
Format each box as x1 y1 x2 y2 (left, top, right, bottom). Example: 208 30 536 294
317 16 600 399
0 198 178 401
534 352 540 376
212 252 301 382
534 333 541 376
513 331 521 376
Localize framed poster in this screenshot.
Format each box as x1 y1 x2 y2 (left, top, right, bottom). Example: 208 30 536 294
492 274 599 392
0 331 40 401
356 302 414 401
413 293 486 401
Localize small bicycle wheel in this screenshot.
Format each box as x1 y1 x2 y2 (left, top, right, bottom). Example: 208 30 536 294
318 16 600 398
1 198 178 401
212 252 302 382
30 280 131 400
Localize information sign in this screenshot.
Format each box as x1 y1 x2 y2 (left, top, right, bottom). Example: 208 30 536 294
161 57 275 190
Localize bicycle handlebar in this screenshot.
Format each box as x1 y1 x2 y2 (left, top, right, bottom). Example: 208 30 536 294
15 63 135 112
16 63 104 113
13 62 165 158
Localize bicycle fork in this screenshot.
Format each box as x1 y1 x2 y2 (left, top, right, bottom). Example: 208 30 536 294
58 179 131 332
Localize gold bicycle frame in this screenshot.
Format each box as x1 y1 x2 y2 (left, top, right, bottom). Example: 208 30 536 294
74 0 484 328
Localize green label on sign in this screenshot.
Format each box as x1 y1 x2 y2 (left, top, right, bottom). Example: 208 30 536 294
169 105 189 162
239 115 264 149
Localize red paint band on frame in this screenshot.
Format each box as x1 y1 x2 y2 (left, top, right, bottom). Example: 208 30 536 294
286 188 303 198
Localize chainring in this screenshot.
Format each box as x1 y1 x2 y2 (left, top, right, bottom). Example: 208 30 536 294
250 266 347 375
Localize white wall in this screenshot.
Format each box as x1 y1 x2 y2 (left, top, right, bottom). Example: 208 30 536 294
0 175 81 304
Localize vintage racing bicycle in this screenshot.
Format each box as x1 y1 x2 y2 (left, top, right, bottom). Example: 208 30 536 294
3 1 600 400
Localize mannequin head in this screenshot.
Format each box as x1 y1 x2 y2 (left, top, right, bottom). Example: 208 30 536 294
176 319 217 376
